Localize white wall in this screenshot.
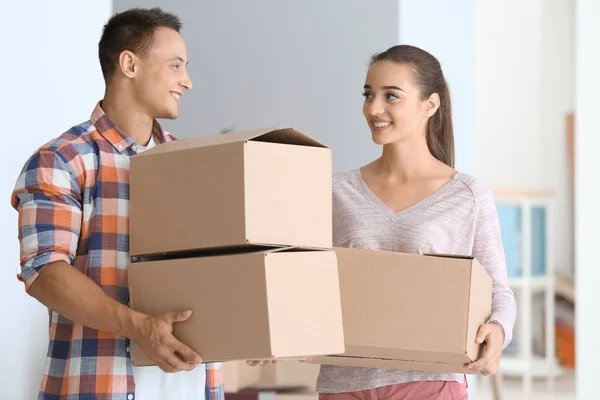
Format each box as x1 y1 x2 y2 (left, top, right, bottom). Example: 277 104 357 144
476 0 575 273
575 0 600 398
542 0 576 275
0 1 111 397
399 0 476 174
114 0 398 173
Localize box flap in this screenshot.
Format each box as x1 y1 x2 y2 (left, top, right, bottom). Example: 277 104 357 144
342 344 469 364
424 253 474 260
311 355 481 375
133 127 327 157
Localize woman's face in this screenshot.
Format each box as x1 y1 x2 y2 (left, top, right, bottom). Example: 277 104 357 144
362 60 437 146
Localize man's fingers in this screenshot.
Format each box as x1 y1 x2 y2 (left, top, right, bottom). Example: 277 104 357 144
173 340 202 364
157 355 178 373
165 349 197 372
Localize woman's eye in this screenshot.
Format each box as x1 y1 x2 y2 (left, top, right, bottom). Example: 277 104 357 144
386 93 399 100
172 64 181 70
362 92 372 99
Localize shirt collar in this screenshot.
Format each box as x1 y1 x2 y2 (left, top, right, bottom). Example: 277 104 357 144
90 101 169 153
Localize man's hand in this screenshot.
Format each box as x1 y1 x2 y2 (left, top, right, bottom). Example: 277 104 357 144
26 261 202 373
466 322 504 375
134 310 203 373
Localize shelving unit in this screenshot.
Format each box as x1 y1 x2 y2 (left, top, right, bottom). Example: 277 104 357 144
492 189 562 393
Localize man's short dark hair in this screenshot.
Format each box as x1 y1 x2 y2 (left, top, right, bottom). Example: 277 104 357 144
98 7 182 82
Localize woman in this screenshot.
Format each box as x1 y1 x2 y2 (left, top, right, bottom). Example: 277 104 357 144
251 44 517 400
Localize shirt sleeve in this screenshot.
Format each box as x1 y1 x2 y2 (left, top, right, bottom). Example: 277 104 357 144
471 180 518 349
11 148 83 291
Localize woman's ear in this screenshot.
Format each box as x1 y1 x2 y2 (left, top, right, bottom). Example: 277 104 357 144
423 93 441 117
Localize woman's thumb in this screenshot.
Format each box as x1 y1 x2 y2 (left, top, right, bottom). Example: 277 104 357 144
476 324 491 344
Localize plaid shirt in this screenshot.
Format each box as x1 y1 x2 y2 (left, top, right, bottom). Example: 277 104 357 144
11 103 224 400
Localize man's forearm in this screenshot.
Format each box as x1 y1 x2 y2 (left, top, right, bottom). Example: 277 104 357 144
28 261 145 340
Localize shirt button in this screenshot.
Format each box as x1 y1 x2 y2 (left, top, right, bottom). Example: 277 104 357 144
117 144 123 150
128 394 134 400
126 346 130 353
132 144 138 152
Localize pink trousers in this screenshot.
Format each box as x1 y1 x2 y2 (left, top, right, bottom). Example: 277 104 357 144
318 380 468 400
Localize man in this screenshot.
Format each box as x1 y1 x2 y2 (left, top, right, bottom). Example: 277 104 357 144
11 8 223 400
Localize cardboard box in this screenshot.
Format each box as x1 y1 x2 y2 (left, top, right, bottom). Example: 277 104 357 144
129 127 332 257
311 247 492 374
224 360 320 392
128 248 345 366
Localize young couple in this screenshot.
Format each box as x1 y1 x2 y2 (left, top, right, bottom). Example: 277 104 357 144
12 7 515 400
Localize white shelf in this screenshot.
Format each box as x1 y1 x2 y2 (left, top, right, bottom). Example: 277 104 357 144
492 190 558 393
500 355 563 378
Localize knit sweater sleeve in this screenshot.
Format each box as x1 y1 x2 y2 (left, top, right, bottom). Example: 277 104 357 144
470 178 518 349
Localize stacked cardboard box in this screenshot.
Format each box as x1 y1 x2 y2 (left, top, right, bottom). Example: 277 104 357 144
127 127 346 366
126 126 495 376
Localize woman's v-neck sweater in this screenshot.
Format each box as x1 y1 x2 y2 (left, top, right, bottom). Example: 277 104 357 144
315 169 517 393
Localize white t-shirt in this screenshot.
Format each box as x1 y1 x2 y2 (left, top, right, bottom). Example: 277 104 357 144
132 135 207 399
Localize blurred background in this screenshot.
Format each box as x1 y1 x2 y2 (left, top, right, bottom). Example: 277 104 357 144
1 1 598 399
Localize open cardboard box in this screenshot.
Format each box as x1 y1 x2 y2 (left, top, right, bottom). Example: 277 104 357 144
311 247 492 374
129 127 332 257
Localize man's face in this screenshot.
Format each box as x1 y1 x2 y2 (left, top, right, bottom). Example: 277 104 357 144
133 27 192 119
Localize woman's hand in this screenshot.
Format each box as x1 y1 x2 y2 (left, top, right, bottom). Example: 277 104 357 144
466 322 504 375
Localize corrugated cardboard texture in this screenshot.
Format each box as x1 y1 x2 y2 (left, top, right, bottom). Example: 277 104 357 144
311 247 492 374
223 360 319 392
128 249 344 366
129 127 332 257
130 141 246 256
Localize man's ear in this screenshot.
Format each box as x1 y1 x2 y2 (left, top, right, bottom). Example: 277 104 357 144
424 92 440 117
118 50 138 79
